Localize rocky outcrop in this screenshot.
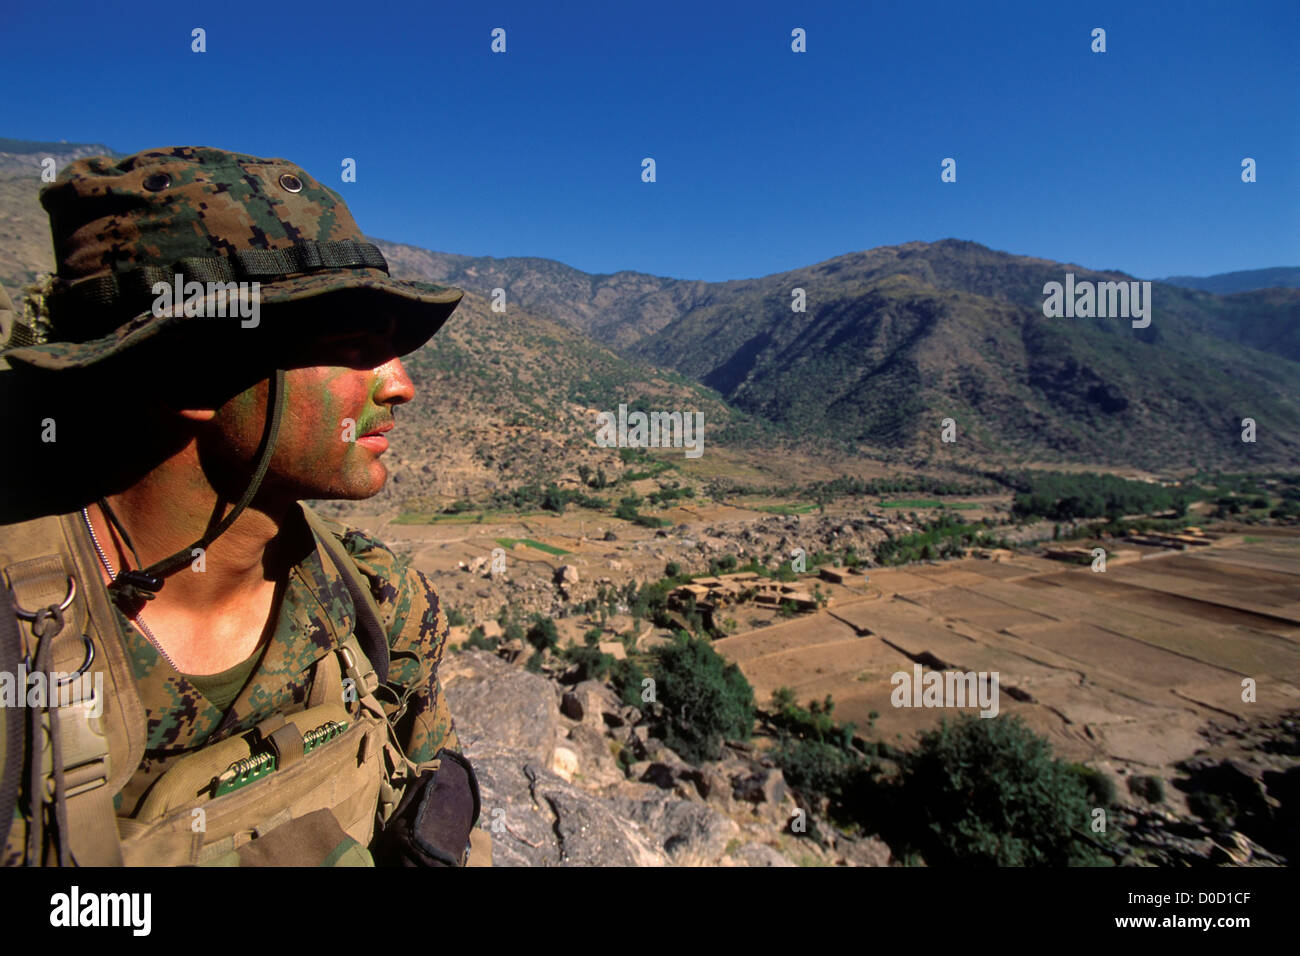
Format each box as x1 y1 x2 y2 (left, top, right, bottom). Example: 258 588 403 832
440 650 892 867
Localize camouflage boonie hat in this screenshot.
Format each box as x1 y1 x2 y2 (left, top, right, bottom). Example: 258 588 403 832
2 146 464 370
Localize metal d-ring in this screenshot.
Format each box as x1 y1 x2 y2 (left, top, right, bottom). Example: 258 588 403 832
12 575 77 621
55 634 96 686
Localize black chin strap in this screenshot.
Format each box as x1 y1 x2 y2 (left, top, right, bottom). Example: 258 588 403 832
104 368 287 608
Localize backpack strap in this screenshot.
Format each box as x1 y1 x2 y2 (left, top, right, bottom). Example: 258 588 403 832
299 504 390 687
1 512 149 866
0 586 23 857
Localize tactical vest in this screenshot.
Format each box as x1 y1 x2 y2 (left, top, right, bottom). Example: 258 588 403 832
0 504 489 866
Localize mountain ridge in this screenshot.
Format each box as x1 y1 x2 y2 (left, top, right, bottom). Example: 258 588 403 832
3 136 1297 473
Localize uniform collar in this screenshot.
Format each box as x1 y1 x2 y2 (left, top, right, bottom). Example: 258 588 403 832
116 503 359 751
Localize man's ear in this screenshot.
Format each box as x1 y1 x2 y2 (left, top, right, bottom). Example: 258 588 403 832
178 408 218 422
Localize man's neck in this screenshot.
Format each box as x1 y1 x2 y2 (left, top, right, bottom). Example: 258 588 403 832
88 440 297 623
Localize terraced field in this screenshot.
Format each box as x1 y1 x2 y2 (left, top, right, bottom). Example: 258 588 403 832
716 533 1300 784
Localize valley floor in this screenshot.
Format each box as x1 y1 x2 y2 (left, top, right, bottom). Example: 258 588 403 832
342 499 1300 812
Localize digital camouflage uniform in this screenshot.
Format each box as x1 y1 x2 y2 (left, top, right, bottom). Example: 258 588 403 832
2 509 459 865
0 146 478 866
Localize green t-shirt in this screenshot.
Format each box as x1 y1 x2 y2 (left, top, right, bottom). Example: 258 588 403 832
182 647 264 712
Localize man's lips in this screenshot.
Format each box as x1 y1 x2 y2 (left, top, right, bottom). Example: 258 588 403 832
358 422 393 451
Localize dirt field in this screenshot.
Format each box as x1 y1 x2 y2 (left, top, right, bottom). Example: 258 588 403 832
714 533 1300 785
337 493 1300 796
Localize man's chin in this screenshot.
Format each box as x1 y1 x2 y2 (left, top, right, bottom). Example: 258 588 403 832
301 463 389 501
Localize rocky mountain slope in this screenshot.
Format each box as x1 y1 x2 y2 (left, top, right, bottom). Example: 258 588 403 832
375 236 1300 470
7 138 1297 473
625 242 1300 468
442 645 1299 867
442 649 891 867
382 244 1300 470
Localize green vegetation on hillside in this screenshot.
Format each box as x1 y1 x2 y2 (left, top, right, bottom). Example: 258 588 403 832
880 498 978 509
874 514 1007 565
763 690 1116 866
652 631 755 763
891 716 1115 866
614 494 670 528
1009 471 1192 521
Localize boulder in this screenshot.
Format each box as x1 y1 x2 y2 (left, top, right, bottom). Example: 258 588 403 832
570 680 623 728
836 834 893 867
442 650 558 767
560 691 584 721
611 795 740 866
733 768 789 805
729 843 796 867
564 723 627 788
636 762 678 790
681 766 730 804
556 565 581 589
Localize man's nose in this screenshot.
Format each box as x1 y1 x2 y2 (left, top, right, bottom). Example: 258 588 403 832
374 357 415 406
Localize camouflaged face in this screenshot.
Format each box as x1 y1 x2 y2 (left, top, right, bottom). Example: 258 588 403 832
2 505 459 864
2 146 462 370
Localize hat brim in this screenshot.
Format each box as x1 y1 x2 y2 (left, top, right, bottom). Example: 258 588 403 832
2 268 464 371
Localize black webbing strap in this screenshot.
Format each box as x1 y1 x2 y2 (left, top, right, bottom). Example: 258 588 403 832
51 239 390 316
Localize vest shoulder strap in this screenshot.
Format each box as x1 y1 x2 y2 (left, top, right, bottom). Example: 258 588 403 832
0 511 149 865
299 503 391 686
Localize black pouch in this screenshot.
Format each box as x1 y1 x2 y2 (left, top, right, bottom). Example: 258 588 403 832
371 748 481 867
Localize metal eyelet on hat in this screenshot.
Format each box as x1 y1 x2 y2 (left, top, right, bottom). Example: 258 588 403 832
278 173 304 193
142 172 171 191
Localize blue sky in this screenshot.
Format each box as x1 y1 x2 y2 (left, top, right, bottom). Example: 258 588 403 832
4 0 1296 282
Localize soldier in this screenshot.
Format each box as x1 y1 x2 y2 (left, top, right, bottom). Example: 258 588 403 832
0 146 486 866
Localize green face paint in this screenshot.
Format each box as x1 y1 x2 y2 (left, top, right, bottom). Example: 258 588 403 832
207 330 414 503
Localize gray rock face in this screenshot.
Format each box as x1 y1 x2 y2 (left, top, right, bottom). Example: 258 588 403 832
442 649 746 866
612 794 741 866
733 768 790 805
470 752 664 866
730 842 797 867
564 722 627 788
443 651 558 767
440 648 862 867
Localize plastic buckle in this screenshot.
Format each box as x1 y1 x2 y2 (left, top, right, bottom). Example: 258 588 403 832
338 643 380 697
41 693 111 800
